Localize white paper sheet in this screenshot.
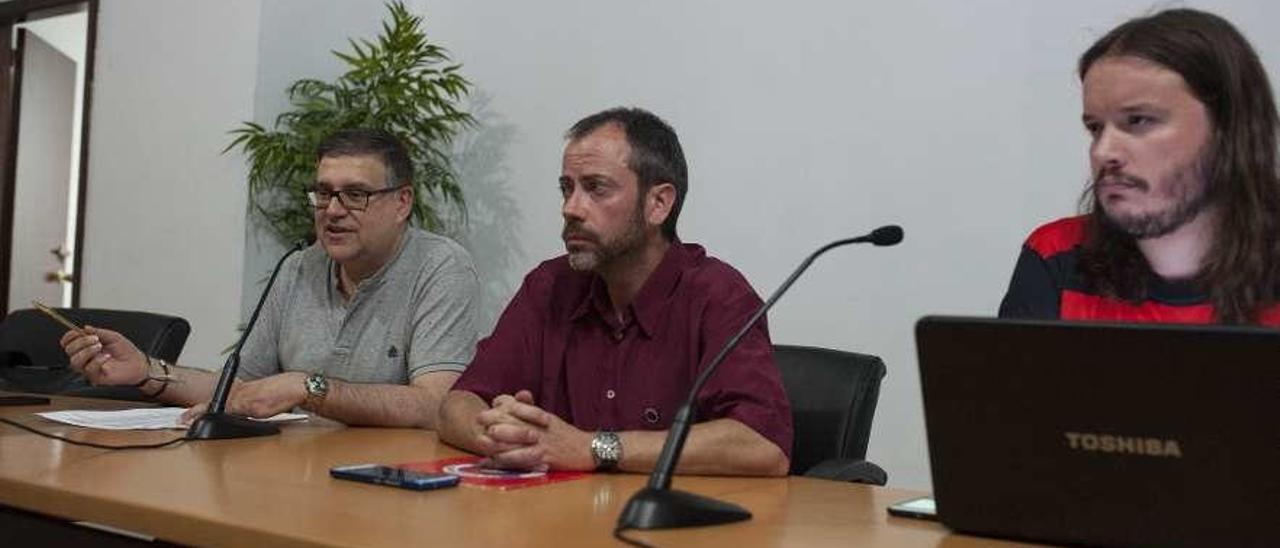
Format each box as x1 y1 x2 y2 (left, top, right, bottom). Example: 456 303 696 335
36 407 308 430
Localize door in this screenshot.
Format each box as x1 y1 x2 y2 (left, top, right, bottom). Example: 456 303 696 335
8 30 77 308
0 3 91 314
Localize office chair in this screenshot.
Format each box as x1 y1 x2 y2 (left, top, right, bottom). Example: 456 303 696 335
774 344 888 485
0 307 191 401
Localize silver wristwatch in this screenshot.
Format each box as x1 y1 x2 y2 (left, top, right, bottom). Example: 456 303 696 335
591 431 622 471
303 372 329 408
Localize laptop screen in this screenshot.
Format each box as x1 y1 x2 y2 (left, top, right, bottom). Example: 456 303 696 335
914 316 1279 548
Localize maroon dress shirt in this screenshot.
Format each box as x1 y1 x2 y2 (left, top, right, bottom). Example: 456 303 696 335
453 242 793 457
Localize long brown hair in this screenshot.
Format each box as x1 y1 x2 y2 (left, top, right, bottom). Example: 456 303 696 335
1077 9 1280 324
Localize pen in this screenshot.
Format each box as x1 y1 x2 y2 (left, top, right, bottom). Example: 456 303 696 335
32 300 84 333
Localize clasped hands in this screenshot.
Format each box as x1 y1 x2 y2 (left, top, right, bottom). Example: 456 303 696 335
474 390 594 472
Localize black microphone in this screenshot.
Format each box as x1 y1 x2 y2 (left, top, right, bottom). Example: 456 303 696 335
860 225 903 246
616 225 904 531
188 240 307 440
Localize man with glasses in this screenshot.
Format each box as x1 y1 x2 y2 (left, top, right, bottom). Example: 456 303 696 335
60 128 480 427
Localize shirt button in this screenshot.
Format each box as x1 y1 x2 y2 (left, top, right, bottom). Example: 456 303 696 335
613 331 624 341
605 389 616 399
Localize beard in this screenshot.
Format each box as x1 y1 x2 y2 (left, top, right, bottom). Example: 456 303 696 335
563 200 648 272
1093 155 1215 240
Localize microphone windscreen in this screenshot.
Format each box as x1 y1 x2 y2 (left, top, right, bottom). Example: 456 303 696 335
870 225 904 246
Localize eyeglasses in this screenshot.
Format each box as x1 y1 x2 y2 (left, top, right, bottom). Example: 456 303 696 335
306 185 405 211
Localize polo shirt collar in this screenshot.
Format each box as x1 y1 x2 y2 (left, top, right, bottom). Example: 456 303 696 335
328 229 410 298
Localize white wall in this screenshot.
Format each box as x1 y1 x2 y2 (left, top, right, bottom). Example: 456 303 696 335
411 0 1280 490
81 1 261 369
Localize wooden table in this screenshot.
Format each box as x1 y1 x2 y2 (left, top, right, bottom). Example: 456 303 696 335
0 393 1033 547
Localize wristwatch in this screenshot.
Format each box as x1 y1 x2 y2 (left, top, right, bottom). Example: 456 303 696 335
303 372 329 409
591 431 622 471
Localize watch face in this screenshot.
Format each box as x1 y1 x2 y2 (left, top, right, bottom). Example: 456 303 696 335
593 432 621 468
306 374 328 397
602 443 620 461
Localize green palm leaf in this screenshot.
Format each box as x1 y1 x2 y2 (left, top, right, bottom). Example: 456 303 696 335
225 1 473 245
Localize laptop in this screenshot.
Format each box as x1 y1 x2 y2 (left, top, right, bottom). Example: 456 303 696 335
914 316 1279 548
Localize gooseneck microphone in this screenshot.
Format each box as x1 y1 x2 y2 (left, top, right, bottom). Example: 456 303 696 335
188 240 307 440
616 225 903 531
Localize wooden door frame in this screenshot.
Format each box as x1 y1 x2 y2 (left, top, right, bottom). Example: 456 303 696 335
0 24 18 317
0 0 98 316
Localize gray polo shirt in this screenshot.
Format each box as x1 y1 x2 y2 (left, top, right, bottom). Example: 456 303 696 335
238 228 479 384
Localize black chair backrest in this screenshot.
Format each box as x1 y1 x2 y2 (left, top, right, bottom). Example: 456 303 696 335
0 308 190 367
773 344 886 475
0 308 191 400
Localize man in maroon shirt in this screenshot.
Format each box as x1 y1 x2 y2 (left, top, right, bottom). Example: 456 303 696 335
439 108 792 476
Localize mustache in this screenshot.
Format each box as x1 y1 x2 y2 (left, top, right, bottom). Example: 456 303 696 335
1091 168 1149 192
561 222 598 243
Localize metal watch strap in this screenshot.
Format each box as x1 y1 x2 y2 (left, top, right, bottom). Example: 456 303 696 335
591 431 622 471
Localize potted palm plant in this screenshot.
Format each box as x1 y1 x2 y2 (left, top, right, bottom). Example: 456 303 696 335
226 1 473 244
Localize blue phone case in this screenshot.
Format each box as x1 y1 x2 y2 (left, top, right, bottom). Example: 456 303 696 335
330 464 461 491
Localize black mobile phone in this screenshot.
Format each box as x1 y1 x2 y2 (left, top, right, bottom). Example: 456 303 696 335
330 464 461 491
0 395 52 406
887 496 938 521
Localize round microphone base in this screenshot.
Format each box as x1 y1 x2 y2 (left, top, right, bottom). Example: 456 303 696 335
617 486 752 530
187 412 281 440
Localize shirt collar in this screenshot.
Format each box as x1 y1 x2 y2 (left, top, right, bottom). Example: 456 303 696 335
328 229 410 298
569 242 702 338
1147 275 1207 305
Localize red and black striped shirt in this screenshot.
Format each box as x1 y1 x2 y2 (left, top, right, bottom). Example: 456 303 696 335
998 216 1280 325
